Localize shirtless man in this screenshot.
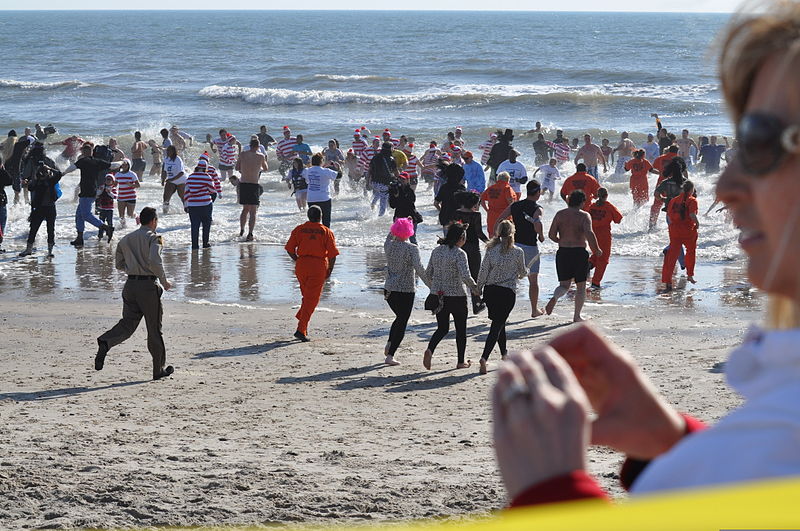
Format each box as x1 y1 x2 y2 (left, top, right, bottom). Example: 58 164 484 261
235 138 269 241
130 132 148 179
574 134 608 178
676 129 698 169
545 189 602 322
612 131 636 175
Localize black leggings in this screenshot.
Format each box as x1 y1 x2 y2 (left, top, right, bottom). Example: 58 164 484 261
386 291 414 357
427 296 468 363
463 242 483 311
481 285 516 360
27 205 56 246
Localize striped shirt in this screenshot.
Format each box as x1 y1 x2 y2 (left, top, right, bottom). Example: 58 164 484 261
219 142 238 166
351 138 367 158
115 170 139 202
479 139 495 165
360 147 378 172
276 137 297 160
205 164 223 196
183 171 217 207
546 140 572 162
403 153 419 179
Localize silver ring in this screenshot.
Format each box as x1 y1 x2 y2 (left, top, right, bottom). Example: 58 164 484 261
501 382 530 404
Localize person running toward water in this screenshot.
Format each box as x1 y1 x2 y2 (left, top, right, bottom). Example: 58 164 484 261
533 158 560 202
368 142 399 216
612 131 636 174
476 220 528 374
306 153 340 228
284 205 339 342
574 134 608 178
383 217 431 366
497 149 528 196
452 191 489 314
560 163 600 207
587 187 623 289
480 171 516 234
423 222 480 371
661 180 698 291
545 190 602 322
624 149 653 206
286 157 309 211
479 132 497 165
235 137 269 241
649 145 681 229
642 133 660 163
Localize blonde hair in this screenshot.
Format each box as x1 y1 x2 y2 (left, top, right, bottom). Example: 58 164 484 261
486 220 515 252
719 1 800 328
496 171 510 182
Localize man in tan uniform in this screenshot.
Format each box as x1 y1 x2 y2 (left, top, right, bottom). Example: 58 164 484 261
96 207 174 380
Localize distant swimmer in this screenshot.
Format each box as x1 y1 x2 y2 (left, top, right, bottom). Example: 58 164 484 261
235 137 269 241
545 190 602 322
533 158 560 202
662 180 699 292
560 163 600 208
612 131 636 174
624 149 653 207
284 205 339 342
587 187 623 289
574 134 608 178
95 207 174 381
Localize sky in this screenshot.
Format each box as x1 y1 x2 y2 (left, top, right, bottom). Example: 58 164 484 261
3 0 737 11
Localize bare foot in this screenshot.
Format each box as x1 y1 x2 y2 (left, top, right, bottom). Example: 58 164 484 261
687 276 697 284
384 343 390 357
573 315 587 323
384 355 400 366
531 308 545 318
479 359 487 374
545 298 557 315
239 228 245 237
423 349 433 370
245 233 254 242
456 360 472 369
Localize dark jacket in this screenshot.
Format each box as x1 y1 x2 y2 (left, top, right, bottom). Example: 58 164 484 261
486 140 512 170
28 161 62 209
389 184 419 221
435 164 466 226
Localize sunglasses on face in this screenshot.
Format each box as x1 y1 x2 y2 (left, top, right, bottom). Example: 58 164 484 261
736 112 800 175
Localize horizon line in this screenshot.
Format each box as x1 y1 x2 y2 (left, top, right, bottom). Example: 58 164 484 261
0 8 734 12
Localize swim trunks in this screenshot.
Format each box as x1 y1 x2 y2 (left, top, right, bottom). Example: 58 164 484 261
555 247 590 283
239 182 260 205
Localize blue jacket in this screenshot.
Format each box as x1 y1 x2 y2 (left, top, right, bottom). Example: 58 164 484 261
463 161 486 193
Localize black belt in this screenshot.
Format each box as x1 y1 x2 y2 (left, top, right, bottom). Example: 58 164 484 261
128 275 157 281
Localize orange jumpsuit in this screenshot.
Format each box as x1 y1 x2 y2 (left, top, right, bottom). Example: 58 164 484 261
560 172 600 209
650 152 677 222
587 200 623 286
285 221 340 336
662 193 698 283
480 181 516 235
624 158 652 205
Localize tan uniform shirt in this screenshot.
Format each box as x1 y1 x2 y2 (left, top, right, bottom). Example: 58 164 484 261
115 226 167 285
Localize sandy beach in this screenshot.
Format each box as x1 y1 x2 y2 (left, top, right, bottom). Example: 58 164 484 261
0 266 760 529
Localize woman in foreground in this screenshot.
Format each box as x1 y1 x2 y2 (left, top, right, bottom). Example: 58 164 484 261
494 2 800 505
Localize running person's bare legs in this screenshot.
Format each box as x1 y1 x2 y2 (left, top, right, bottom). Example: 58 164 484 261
528 273 544 317
545 280 571 315
573 281 587 322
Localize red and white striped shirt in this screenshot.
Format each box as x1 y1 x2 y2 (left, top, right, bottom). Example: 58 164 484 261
479 139 495 165
352 138 367 158
183 171 217 207
360 147 378 172
276 137 297 160
205 164 223 196
547 140 572 162
219 142 238 166
114 170 139 202
403 153 419 179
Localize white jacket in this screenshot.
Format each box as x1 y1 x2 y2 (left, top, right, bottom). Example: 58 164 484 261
633 327 800 494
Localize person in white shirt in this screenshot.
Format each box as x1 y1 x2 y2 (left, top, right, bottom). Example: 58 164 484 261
305 153 340 228
161 145 186 214
642 133 661 162
533 158 561 202
497 149 528 196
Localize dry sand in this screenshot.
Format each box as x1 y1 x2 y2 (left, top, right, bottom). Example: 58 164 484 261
0 289 759 529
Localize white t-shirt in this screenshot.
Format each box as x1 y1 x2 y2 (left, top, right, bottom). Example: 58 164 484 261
537 164 560 188
305 166 338 202
497 160 528 194
163 156 186 185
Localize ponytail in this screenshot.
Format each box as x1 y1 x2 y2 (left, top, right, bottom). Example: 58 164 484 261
486 220 515 252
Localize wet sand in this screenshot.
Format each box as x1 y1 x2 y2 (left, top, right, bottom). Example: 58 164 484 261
0 244 762 529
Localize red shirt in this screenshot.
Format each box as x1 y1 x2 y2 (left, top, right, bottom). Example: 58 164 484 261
666 193 698 235
588 200 623 236
560 172 600 206
285 221 340 261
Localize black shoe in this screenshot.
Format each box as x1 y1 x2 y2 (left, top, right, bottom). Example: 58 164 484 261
95 339 109 370
98 227 105 240
591 283 602 290
294 330 310 342
70 236 84 247
106 225 114 243
473 302 486 314
153 365 175 380
202 243 211 248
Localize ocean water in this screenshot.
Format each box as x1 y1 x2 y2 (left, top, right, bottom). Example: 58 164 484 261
0 10 741 263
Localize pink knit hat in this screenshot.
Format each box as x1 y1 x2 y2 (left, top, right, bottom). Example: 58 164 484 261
390 217 415 240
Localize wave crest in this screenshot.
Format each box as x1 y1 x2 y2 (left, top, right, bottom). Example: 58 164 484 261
0 79 92 90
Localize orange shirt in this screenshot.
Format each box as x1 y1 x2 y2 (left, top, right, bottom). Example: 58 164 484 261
480 181 516 211
588 200 623 236
285 221 340 260
666 194 698 234
560 172 600 206
625 158 652 186
653 152 677 180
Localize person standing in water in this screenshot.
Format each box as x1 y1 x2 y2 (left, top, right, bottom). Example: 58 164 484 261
533 158 560 202
235 137 269 241
383 217 431 366
130 132 148 179
284 205 339 342
662 180 699 292
624 149 653 207
612 131 636 175
545 190 602 322
587 187 623 289
574 134 608 178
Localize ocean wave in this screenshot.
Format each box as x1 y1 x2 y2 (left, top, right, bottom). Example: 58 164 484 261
313 74 401 82
199 82 718 108
0 79 93 90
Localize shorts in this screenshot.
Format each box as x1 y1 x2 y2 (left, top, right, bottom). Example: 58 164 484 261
542 179 556 194
516 243 540 274
131 158 146 172
239 182 260 205
120 199 137 205
219 164 234 172
556 247 590 283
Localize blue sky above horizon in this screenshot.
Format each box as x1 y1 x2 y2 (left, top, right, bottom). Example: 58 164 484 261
3 0 738 11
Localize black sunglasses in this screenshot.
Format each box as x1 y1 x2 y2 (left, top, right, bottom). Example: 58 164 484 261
736 112 800 175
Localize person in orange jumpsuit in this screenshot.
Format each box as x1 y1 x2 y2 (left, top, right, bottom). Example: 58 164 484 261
662 180 698 292
649 146 679 229
624 149 652 206
587 187 623 289
480 171 516 236
560 163 600 209
284 205 339 341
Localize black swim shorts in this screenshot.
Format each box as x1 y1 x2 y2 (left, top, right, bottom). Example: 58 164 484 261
555 247 590 283
131 158 146 172
239 182 260 205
